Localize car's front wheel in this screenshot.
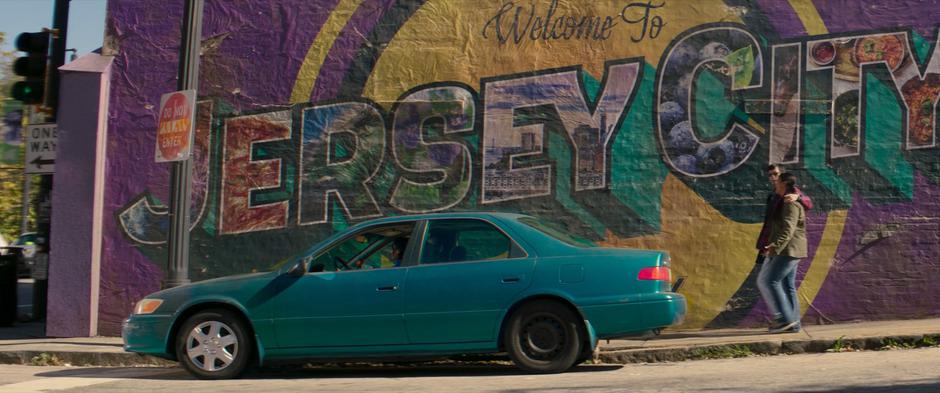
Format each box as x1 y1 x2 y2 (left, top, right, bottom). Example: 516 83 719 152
175 309 252 379
504 300 582 373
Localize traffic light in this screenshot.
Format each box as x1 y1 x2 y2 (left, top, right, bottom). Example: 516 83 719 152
10 31 51 105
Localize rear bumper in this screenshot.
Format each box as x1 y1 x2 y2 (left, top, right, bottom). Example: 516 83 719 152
122 314 175 358
580 293 686 339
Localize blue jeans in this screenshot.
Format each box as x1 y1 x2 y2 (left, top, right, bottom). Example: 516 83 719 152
757 255 801 325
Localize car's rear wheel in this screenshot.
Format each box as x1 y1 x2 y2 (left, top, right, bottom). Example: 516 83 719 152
175 309 252 379
504 300 582 373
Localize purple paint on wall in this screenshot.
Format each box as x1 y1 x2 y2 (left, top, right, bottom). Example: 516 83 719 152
812 0 940 39
201 0 340 108
101 0 186 334
94 0 940 336
739 210 829 326
754 0 807 39
310 0 396 102
804 173 940 322
101 0 337 335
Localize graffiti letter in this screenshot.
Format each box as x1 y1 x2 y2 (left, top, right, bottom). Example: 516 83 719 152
887 33 940 149
482 61 640 203
219 111 291 235
390 86 475 212
118 101 214 244
657 26 762 177
298 102 384 225
770 43 802 164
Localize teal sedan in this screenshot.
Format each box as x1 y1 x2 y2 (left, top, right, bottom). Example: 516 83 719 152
122 212 686 379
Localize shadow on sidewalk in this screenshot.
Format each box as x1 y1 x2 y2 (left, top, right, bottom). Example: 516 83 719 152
792 379 940 393
0 321 45 340
650 329 776 340
33 363 624 380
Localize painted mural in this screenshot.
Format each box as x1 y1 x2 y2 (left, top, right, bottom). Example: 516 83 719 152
100 0 940 335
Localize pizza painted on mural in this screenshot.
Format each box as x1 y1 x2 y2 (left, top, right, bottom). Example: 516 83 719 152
85 0 940 335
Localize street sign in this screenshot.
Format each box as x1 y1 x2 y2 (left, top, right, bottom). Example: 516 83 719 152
25 123 57 174
1 108 23 166
155 89 196 162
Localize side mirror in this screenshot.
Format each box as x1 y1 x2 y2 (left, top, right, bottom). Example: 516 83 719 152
287 261 306 277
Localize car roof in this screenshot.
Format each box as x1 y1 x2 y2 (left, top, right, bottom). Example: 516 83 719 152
348 212 532 228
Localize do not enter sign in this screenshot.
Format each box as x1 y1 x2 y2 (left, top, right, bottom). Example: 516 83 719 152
155 89 196 162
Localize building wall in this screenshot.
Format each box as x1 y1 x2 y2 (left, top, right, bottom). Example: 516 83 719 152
99 0 940 335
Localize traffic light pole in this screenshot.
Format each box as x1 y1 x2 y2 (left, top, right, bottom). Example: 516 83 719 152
164 0 204 288
47 0 69 119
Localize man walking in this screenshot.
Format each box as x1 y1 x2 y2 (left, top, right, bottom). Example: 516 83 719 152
755 164 811 263
757 172 809 333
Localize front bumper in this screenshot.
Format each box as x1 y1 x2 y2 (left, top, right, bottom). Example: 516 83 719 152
580 293 687 339
122 314 175 358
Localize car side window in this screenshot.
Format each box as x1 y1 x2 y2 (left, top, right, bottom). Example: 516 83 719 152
420 219 511 264
311 223 413 272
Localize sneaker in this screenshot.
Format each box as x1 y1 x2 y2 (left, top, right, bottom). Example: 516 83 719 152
767 320 786 332
769 320 800 333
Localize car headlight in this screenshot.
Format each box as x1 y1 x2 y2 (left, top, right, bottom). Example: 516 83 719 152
133 299 164 315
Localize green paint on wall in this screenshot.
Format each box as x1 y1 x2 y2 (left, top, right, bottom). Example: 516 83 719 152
607 64 667 230
548 130 608 237
695 70 738 141
803 77 853 204
864 75 914 199
911 31 932 66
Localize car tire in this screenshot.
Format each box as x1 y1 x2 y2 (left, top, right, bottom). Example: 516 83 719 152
175 309 252 380
504 300 582 373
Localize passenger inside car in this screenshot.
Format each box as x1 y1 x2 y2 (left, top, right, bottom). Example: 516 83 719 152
383 237 408 268
424 230 466 263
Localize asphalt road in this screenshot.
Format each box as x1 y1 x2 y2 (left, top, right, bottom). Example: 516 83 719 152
0 347 938 392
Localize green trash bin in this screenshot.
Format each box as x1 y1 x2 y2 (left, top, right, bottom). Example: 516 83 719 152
0 252 18 326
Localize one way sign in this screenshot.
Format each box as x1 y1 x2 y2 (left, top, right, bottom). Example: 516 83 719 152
25 124 57 174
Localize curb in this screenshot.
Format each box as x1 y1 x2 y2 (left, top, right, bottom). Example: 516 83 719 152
597 334 939 364
0 350 175 367
0 334 936 368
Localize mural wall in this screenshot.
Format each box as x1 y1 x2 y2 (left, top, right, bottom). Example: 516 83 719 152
99 0 940 335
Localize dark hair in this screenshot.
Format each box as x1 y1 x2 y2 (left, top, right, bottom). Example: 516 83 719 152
767 164 782 172
393 237 408 251
778 172 797 193
774 172 800 219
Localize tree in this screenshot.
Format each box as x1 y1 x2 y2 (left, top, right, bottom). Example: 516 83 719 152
0 32 33 242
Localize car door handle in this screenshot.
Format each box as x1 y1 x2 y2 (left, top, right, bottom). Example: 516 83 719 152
501 277 521 284
376 285 399 292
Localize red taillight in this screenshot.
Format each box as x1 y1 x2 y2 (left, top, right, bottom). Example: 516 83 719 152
638 266 672 281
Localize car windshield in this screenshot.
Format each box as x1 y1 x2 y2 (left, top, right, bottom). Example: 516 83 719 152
13 233 37 246
517 217 596 247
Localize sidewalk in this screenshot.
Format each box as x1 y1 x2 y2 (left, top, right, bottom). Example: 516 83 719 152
1 318 938 367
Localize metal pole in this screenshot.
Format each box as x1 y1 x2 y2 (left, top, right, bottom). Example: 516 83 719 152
20 174 29 234
164 0 203 288
48 0 69 119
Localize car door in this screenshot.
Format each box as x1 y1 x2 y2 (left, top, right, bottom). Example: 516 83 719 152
403 218 535 344
272 223 416 348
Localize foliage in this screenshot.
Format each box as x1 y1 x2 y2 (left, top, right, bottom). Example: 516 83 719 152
30 352 64 366
917 335 938 347
0 32 33 241
880 338 915 350
1 32 22 98
882 335 940 350
827 335 855 353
